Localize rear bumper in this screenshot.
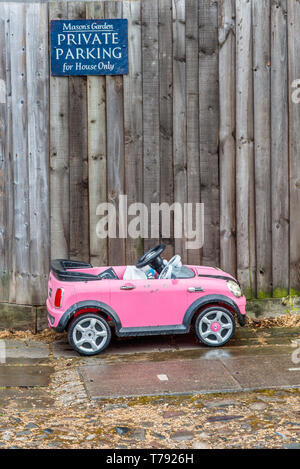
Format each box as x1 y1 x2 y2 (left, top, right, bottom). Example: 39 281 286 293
46 298 64 330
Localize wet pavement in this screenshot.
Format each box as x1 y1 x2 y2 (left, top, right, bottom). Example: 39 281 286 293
0 388 54 410
80 350 300 399
51 325 300 357
50 325 300 398
4 340 49 364
0 326 300 395
0 366 53 387
80 359 241 398
0 324 299 448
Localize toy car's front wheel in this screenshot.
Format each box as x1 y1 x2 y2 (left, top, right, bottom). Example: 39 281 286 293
68 314 111 356
195 307 235 347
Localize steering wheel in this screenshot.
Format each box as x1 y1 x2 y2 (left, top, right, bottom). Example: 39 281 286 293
136 244 166 273
159 255 182 279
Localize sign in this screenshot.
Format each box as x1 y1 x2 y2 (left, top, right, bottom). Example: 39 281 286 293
50 19 128 76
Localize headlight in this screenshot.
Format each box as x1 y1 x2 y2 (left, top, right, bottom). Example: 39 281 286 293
227 280 242 298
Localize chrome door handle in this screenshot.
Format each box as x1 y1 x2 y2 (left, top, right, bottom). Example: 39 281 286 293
120 285 136 290
188 287 204 293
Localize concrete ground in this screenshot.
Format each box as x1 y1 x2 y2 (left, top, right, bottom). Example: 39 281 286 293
0 325 299 449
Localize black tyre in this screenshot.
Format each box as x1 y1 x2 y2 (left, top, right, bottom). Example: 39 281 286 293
68 313 111 356
195 306 235 347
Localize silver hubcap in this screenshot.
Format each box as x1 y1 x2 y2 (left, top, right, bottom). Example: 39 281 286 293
73 317 107 353
198 310 233 345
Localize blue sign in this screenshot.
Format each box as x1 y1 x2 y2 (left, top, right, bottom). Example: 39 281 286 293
50 19 128 76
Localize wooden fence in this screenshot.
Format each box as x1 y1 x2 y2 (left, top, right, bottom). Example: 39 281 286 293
0 0 299 307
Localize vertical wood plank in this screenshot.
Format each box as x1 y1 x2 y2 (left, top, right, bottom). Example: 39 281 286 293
0 4 10 302
186 0 200 266
173 0 187 263
288 0 300 295
9 3 31 304
199 0 220 267
159 0 174 260
252 0 272 298
0 6 6 301
271 0 289 298
26 3 49 305
49 1 69 260
5 5 13 302
68 2 89 263
219 0 237 277
236 0 256 298
105 1 125 266
142 0 160 252
123 0 143 264
86 2 107 267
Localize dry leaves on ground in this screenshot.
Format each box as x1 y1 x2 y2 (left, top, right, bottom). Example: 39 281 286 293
0 328 62 343
248 313 300 330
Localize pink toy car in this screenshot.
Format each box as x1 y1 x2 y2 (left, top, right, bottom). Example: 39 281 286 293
46 244 246 355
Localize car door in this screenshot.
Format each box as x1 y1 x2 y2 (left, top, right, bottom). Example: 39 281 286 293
109 277 189 328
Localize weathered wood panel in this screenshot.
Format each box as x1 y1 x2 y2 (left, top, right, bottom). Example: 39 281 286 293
288 0 300 295
5 4 13 304
142 0 160 252
252 0 272 298
105 1 125 266
0 303 36 332
0 4 10 303
173 0 187 263
0 0 298 310
186 0 200 266
86 2 107 267
219 0 236 278
271 0 289 298
159 0 174 260
68 2 89 263
236 0 256 298
49 2 70 260
10 3 31 305
26 3 50 305
199 0 220 267
123 0 143 264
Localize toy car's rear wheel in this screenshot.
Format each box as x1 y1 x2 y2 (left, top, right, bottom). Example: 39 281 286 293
68 313 111 356
195 307 235 347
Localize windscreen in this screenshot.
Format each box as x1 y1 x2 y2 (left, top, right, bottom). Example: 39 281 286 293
170 266 195 279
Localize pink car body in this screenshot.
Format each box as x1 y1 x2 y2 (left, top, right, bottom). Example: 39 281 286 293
47 260 246 343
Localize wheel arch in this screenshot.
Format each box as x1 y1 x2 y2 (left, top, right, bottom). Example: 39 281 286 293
183 294 246 327
54 300 122 333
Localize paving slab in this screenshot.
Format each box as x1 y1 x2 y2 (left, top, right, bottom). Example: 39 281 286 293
81 344 296 368
194 344 295 360
0 388 54 409
221 355 300 390
80 347 300 398
0 366 53 387
3 340 49 364
80 359 242 399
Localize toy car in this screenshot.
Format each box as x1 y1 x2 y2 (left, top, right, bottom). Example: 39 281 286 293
46 244 247 355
